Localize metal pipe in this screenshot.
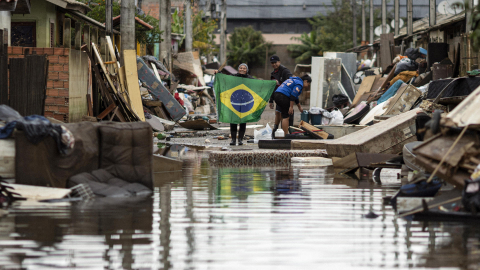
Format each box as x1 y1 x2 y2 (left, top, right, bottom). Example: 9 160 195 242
370 0 374 44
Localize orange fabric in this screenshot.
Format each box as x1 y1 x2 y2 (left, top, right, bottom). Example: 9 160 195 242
390 71 418 85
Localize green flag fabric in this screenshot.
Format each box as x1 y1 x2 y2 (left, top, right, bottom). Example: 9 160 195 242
214 73 276 124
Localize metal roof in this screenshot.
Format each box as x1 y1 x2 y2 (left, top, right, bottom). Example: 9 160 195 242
199 0 459 20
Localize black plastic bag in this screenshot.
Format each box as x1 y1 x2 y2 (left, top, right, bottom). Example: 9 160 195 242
332 94 349 107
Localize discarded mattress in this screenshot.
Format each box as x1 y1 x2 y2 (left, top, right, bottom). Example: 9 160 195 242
377 80 404 104
291 108 421 157
136 56 186 121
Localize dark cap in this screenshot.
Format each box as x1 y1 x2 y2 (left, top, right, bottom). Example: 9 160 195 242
270 55 280 63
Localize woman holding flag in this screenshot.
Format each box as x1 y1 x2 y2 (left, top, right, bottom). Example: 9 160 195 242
215 63 254 146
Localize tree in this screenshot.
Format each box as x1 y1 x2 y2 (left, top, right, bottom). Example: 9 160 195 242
78 0 163 45
287 0 394 63
287 30 322 63
226 26 273 69
192 11 218 56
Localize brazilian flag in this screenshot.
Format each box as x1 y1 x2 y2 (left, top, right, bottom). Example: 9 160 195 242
214 73 276 124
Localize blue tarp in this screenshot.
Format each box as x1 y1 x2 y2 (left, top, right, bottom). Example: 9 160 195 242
377 80 405 104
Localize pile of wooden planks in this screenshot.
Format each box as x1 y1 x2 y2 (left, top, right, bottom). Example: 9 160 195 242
82 36 143 122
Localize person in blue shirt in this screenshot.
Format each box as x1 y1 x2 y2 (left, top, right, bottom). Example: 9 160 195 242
272 74 312 137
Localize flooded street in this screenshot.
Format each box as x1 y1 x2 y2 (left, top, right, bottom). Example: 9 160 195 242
0 153 479 269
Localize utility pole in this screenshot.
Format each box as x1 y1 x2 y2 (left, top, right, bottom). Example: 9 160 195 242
219 0 227 65
369 0 373 44
106 0 113 36
429 0 436 27
394 0 399 35
362 0 366 44
382 0 387 34
121 0 136 63
467 0 474 32
185 0 193 52
205 0 212 62
352 0 357 48
160 0 172 67
407 0 413 36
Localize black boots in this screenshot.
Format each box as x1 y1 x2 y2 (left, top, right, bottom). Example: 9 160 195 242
238 126 245 145
230 134 236 145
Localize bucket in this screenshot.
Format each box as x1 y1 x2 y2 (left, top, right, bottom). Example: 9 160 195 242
310 114 323 125
301 111 310 123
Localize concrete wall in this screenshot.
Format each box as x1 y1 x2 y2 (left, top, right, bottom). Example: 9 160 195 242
11 0 56 48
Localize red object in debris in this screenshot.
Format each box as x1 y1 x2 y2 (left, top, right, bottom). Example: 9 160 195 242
174 93 184 106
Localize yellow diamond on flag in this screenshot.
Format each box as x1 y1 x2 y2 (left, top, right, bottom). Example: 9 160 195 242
219 84 267 118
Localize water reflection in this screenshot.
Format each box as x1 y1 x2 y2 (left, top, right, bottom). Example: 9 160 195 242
0 157 480 269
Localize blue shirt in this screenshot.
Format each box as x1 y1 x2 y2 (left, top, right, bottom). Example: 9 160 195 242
275 77 304 101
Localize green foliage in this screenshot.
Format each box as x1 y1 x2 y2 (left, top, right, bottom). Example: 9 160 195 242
287 30 322 63
136 13 163 44
78 0 163 45
455 0 480 51
171 9 185 47
226 26 274 68
192 11 218 56
288 0 394 63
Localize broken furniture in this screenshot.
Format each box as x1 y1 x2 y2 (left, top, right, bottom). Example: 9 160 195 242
15 122 153 197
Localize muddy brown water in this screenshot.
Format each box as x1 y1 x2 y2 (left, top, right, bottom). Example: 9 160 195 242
0 153 480 269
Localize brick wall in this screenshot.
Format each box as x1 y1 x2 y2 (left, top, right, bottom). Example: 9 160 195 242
8 46 70 122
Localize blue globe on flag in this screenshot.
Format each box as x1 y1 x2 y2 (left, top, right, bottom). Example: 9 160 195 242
230 89 254 113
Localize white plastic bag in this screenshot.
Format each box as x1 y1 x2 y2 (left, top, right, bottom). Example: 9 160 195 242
321 108 344 125
309 107 322 115
254 123 272 143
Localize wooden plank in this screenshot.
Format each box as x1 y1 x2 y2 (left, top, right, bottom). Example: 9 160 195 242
299 120 330 139
91 42 117 94
86 94 93 116
151 63 162 82
153 106 169 119
118 65 129 105
63 18 71 48
0 29 7 105
123 49 146 121
25 55 48 116
105 36 126 98
83 25 90 51
352 75 376 106
3 184 71 201
97 103 116 119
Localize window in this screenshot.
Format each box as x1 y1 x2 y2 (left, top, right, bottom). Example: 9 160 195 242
171 7 178 14
11 22 36 47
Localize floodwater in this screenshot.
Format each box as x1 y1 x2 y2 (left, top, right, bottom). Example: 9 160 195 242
1 152 480 269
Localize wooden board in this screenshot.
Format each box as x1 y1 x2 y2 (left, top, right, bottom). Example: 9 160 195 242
92 42 117 94
4 184 71 201
291 108 421 157
352 75 376 106
123 50 146 121
299 120 330 139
